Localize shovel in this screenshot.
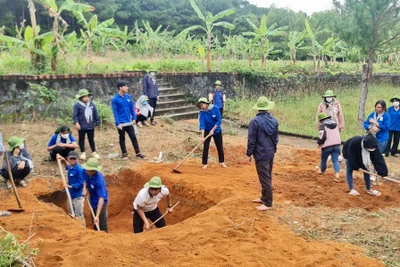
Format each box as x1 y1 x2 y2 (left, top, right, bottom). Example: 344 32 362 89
358 169 400 185
173 135 212 173
86 197 100 231
4 150 24 212
145 201 179 232
57 158 75 218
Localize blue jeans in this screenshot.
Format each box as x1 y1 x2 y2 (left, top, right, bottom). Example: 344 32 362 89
345 159 371 190
378 140 388 154
320 145 341 174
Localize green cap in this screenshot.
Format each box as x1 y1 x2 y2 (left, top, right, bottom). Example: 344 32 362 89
8 136 24 151
197 97 210 107
144 176 163 188
75 89 92 99
322 90 336 98
252 96 275 111
82 158 103 171
318 112 331 121
214 80 222 86
390 95 400 102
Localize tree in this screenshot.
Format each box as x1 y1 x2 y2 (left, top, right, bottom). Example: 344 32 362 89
244 15 287 69
287 31 308 65
179 0 235 72
334 0 400 128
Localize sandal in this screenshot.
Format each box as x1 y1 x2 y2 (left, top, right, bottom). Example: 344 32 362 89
366 189 381 196
0 211 11 216
121 153 129 160
349 189 360 196
19 180 27 187
6 180 12 189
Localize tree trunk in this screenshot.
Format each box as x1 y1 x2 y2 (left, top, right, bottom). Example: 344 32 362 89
324 55 328 67
261 40 265 69
207 33 212 72
358 49 375 129
311 47 317 74
289 50 293 65
248 50 252 67
294 50 296 66
87 37 93 72
51 17 59 72
27 0 44 71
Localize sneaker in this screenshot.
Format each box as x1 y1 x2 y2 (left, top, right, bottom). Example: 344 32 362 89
220 162 227 168
19 180 27 187
92 152 101 159
202 164 208 169
80 152 86 161
151 121 156 126
137 122 143 128
136 153 147 160
143 121 150 127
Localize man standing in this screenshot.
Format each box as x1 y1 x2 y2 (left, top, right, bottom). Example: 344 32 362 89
209 80 226 117
246 96 279 211
142 71 159 126
111 80 146 160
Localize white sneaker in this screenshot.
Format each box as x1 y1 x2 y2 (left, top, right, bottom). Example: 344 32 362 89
220 162 227 168
80 152 86 161
143 121 150 127
370 175 376 182
92 152 101 159
137 122 143 128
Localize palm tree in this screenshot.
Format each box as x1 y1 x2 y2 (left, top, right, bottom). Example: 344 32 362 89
178 0 235 72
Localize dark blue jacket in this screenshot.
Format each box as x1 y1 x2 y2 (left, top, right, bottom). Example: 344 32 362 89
73 102 100 130
388 106 400 131
199 105 222 134
142 75 159 99
66 163 84 199
246 112 279 161
84 171 108 209
111 93 136 126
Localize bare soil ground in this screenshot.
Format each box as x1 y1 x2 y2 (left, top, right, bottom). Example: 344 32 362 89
1 119 399 266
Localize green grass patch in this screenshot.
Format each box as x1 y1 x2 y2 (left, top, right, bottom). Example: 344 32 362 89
225 84 399 141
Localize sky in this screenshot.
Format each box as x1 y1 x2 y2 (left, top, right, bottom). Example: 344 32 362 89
247 0 338 15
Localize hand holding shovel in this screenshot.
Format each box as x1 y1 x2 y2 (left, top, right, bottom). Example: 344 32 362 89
144 202 180 232
57 156 75 217
4 147 24 211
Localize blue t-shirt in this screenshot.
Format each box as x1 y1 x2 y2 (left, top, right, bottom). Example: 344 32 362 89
47 134 76 147
388 106 400 131
111 93 136 126
84 171 108 209
199 105 222 134
66 163 84 199
213 89 224 109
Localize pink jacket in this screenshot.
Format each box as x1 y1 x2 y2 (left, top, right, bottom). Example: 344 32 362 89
316 99 345 131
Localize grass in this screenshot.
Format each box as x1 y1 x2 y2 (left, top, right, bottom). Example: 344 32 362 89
225 84 399 141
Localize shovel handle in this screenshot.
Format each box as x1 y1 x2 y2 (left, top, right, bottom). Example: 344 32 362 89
57 158 75 217
173 135 212 170
86 197 100 231
358 169 380 185
4 148 23 209
145 202 180 231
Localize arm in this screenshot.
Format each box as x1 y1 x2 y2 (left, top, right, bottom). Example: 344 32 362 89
142 77 148 96
246 120 257 157
69 168 84 189
315 103 323 128
93 104 100 127
370 150 388 176
166 194 173 213
73 104 79 124
82 181 87 196
337 102 345 131
130 100 137 122
199 112 205 139
317 125 326 147
94 197 104 225
377 114 391 132
137 205 150 230
65 135 78 149
111 98 121 126
47 135 58 151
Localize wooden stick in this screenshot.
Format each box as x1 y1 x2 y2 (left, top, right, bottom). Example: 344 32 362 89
358 169 400 184
146 202 180 230
86 197 100 231
57 158 75 217
4 149 24 209
173 135 212 172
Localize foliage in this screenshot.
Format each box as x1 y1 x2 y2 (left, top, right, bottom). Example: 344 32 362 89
93 100 114 129
23 82 58 120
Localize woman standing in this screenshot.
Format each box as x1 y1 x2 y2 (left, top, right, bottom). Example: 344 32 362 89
385 95 400 157
364 100 391 154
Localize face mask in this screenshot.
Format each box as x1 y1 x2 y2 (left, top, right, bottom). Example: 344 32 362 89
367 148 376 152
61 134 69 139
325 97 333 103
19 143 24 150
393 101 399 107
143 101 148 105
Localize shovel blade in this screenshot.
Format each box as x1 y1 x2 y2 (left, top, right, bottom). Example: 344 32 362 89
8 208 25 212
172 168 182 174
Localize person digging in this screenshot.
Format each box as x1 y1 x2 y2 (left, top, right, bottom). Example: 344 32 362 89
133 176 173 233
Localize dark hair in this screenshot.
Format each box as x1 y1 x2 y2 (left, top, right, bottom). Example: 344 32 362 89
55 125 71 134
375 100 387 112
117 80 129 89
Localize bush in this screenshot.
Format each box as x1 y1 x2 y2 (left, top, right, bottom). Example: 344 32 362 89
93 100 114 129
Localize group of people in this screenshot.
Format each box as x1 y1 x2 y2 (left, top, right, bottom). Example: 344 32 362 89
315 90 399 197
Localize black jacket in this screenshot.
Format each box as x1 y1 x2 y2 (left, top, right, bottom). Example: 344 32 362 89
343 136 388 176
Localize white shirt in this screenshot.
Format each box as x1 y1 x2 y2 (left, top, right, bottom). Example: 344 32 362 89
133 186 169 212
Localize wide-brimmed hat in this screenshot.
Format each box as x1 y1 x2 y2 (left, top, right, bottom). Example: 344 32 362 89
390 95 400 102
82 158 103 171
214 80 222 86
75 89 92 99
252 96 275 111
318 112 331 121
322 90 336 98
144 176 163 188
197 97 210 107
8 136 24 151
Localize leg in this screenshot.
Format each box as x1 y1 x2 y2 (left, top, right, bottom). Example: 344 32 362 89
149 98 157 122
125 125 141 154
146 207 166 229
345 159 354 190
330 146 341 174
72 196 86 227
378 140 388 154
2 165 30 180
385 131 394 156
78 130 86 153
255 159 273 207
95 203 108 232
202 131 211 165
50 146 65 160
62 148 75 158
363 172 371 191
213 132 225 163
219 107 224 117
392 131 400 155
118 128 127 155
87 130 96 152
133 209 145 233
320 148 330 173
137 114 146 123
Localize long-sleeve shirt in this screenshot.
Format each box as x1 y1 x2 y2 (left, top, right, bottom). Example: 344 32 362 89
199 104 222 134
1 148 34 173
66 164 85 199
316 99 345 131
73 102 100 130
142 75 159 99
364 112 391 142
84 171 108 209
388 106 400 131
111 93 136 126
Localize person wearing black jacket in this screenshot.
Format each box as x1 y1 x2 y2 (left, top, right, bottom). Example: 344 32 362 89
343 133 388 196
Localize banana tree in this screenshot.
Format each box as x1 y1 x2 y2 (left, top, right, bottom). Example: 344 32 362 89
178 0 235 72
244 16 287 69
287 31 309 65
35 0 94 72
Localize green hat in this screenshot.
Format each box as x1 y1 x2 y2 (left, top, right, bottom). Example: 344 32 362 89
82 158 103 171
252 96 275 111
390 95 400 102
214 80 222 86
75 89 92 99
322 90 336 98
144 176 163 188
8 136 24 151
197 97 210 107
318 112 331 121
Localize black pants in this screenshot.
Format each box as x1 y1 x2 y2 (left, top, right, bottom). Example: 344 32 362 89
255 159 274 207
202 131 224 164
137 111 151 123
133 207 166 233
219 107 224 117
1 164 30 180
78 129 96 153
149 98 157 122
118 125 140 154
93 203 108 232
50 147 75 160
385 130 400 155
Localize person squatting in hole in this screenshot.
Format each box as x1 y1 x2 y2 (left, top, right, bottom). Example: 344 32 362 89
57 151 86 226
0 136 33 188
135 95 154 127
47 125 78 160
133 176 174 233
73 88 101 161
